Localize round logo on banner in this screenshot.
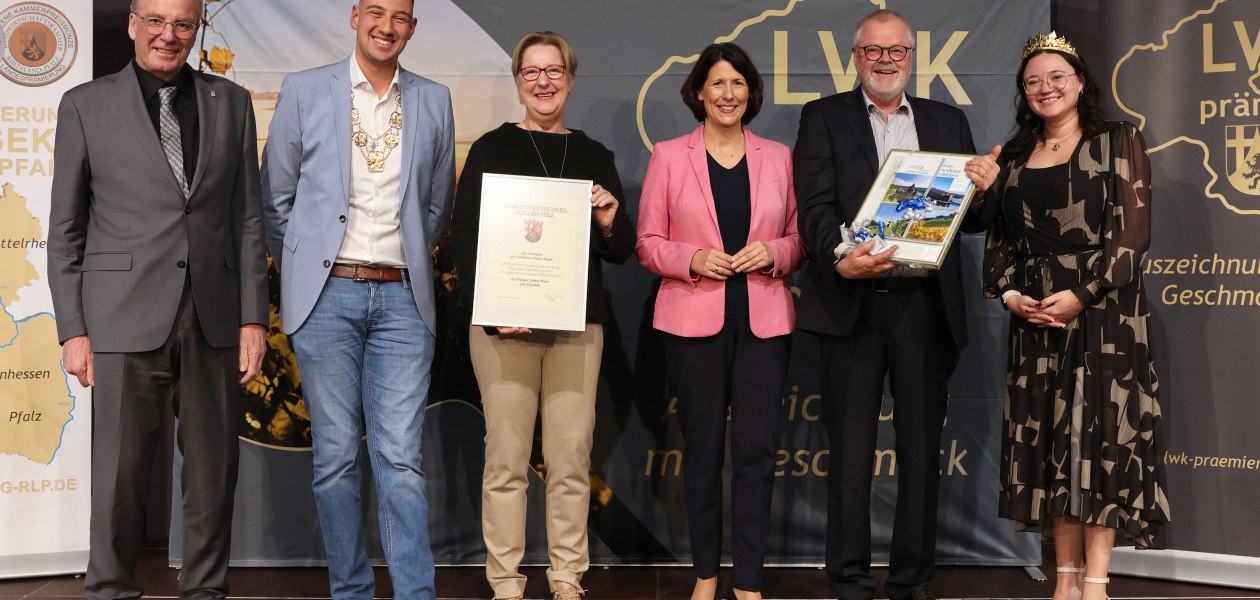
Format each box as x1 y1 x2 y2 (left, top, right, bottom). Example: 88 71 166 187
0 2 78 87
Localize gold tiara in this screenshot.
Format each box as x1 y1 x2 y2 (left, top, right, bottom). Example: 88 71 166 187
1022 31 1078 61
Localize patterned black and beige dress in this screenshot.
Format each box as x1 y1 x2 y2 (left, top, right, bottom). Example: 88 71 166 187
983 121 1170 548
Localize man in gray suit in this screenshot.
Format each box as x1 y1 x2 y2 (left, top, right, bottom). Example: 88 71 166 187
260 0 454 598
47 0 268 598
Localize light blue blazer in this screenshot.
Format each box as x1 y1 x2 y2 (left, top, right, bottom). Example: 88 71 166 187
261 57 455 335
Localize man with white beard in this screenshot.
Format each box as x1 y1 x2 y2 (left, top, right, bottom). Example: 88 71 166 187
791 9 1000 600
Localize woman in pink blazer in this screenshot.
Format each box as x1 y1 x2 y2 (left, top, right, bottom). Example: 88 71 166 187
635 43 806 600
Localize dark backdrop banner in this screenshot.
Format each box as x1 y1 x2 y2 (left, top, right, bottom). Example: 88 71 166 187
1064 0 1260 579
170 0 1048 567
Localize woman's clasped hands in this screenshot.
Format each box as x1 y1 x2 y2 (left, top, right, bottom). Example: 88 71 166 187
1006 289 1084 328
691 242 774 281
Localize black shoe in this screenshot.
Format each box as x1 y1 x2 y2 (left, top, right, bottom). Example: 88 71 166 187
909 582 937 600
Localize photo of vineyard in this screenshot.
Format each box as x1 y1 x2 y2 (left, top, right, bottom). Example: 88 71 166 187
869 171 965 244
905 216 953 242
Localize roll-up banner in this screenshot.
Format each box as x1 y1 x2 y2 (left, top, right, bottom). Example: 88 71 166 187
170 0 1047 568
1083 0 1260 588
0 0 93 580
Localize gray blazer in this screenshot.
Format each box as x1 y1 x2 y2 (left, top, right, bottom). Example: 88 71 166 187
260 58 455 335
48 64 269 353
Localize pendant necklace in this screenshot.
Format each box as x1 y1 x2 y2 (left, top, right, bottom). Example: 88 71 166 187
1044 126 1080 152
526 127 568 178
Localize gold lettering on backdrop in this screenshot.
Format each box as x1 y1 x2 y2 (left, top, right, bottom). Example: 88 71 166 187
647 384 971 478
0 479 78 494
0 106 57 122
0 107 57 176
1203 22 1237 72
943 440 968 475
775 449 830 477
0 127 55 153
782 387 821 422
1144 253 1260 275
1113 5 1260 215
773 30 972 105
773 30 820 104
1166 449 1260 470
1234 21 1260 71
648 445 971 478
1143 253 1260 306
874 448 897 476
661 396 678 420
644 449 683 476
915 30 971 105
1198 93 1260 125
818 31 858 94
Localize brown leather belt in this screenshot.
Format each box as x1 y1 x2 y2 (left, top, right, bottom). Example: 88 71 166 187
330 263 409 282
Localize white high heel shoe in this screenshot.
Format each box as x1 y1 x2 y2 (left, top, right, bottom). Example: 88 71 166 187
1083 575 1110 599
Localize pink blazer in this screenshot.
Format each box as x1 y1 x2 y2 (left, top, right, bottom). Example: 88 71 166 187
636 126 806 338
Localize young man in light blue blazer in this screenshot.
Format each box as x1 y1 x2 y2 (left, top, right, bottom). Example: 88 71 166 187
260 0 454 598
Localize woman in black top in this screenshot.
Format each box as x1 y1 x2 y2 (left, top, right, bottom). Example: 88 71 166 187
447 31 633 600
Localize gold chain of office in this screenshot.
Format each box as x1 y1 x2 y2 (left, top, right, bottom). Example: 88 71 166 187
351 91 402 173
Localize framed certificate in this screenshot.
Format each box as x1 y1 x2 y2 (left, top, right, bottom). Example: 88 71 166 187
471 173 592 331
849 150 979 269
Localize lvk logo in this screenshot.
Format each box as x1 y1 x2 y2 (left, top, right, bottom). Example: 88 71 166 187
1113 1 1260 210
632 0 1014 151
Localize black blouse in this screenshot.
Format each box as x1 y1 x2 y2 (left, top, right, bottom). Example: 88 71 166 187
706 152 750 321
1000 161 1072 257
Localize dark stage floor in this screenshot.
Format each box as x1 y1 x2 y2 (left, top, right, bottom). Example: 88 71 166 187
2 546 1257 599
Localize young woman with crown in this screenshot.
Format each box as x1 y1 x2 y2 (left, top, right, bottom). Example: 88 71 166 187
982 31 1171 600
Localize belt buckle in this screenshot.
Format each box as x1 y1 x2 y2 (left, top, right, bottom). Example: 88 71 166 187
350 265 369 282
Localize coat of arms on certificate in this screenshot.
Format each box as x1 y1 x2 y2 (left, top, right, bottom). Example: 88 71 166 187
472 173 592 331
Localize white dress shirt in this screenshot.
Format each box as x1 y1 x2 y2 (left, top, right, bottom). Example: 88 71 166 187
834 90 928 278
864 89 919 167
336 55 406 268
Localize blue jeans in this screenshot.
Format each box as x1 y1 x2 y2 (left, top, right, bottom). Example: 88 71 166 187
289 276 435 600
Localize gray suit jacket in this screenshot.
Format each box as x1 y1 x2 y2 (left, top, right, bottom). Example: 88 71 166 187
260 58 455 335
48 63 269 353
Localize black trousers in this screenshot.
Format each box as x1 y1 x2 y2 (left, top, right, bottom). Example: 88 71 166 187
820 282 958 600
85 281 240 600
664 319 789 592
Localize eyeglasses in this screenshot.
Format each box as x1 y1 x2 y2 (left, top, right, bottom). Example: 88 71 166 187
856 45 913 62
1022 71 1078 92
132 13 199 39
518 65 566 81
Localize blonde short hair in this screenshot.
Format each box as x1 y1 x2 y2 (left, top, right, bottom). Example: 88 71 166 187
511 31 578 78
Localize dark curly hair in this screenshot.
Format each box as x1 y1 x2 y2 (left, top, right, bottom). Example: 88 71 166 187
680 42 764 126
1001 49 1108 163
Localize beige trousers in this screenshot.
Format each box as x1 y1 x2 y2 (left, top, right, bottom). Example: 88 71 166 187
469 324 602 598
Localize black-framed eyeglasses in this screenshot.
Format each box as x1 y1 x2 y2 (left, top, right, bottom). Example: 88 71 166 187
132 13 199 39
518 65 566 81
1022 71 1078 92
856 45 913 62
